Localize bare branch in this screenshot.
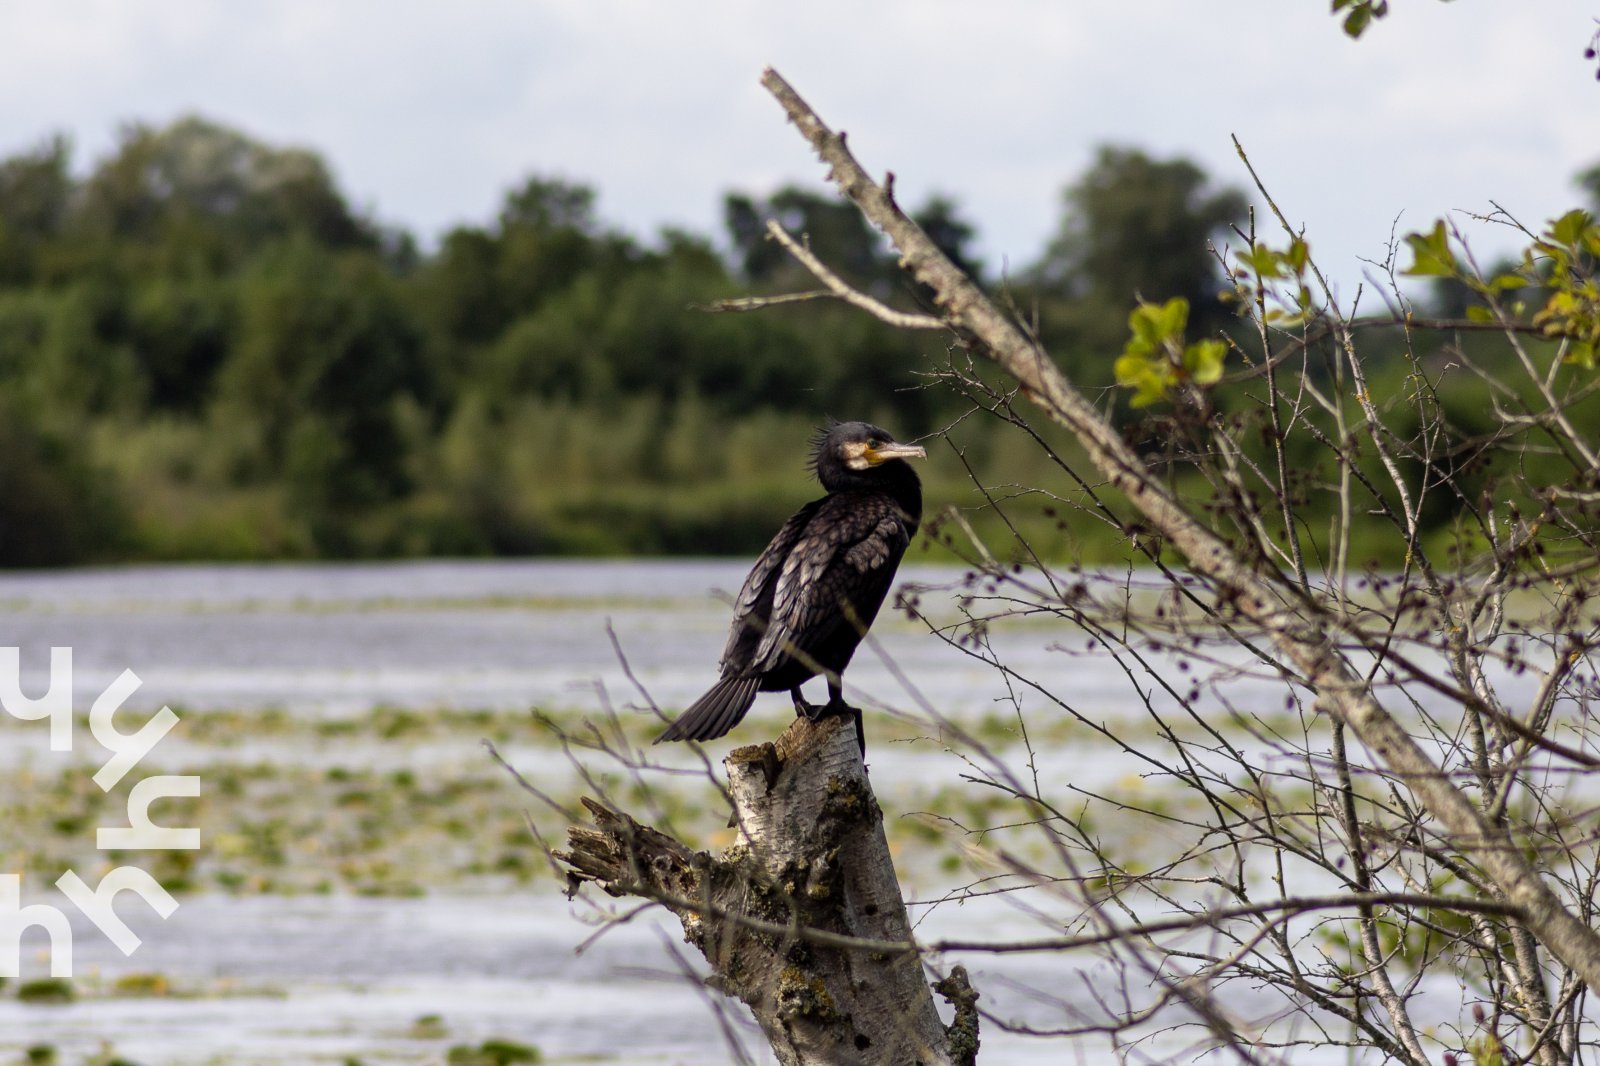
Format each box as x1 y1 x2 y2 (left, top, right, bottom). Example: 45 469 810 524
763 219 949 330
760 63 1600 1002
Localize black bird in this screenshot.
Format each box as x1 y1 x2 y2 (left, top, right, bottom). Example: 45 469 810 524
656 421 925 749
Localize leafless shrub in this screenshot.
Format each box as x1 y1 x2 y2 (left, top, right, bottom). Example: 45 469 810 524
529 68 1600 1066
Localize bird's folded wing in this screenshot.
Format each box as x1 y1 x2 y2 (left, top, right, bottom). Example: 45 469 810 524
751 498 909 672
719 499 822 671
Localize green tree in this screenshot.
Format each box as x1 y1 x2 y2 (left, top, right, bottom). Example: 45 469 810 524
495 176 634 317
414 176 634 394
0 397 125 566
912 194 985 285
78 115 375 259
218 239 430 545
126 275 234 411
0 282 144 417
1031 146 1248 354
0 135 73 284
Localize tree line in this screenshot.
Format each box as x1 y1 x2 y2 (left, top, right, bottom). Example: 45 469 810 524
0 115 1582 565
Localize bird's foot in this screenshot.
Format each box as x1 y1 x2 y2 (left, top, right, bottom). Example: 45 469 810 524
795 697 867 761
801 696 853 722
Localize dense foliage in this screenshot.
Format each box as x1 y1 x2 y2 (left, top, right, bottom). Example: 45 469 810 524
5 114 1580 567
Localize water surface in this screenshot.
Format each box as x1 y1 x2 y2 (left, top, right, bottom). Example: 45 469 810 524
0 559 1483 1064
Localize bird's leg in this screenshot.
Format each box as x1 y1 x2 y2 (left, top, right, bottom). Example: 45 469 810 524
797 680 847 720
825 678 866 758
796 680 865 757
822 677 845 713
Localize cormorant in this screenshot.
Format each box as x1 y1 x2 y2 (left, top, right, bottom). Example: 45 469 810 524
656 421 925 749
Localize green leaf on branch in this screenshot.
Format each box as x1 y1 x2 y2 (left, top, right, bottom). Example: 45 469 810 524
1114 353 1170 408
1532 271 1600 369
1236 244 1287 280
1286 238 1310 275
1134 296 1188 341
1153 296 1189 338
1115 297 1227 406
1183 339 1227 385
1402 221 1457 278
1336 0 1388 38
1551 209 1594 248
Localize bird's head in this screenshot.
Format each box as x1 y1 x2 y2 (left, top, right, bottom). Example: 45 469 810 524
810 421 926 492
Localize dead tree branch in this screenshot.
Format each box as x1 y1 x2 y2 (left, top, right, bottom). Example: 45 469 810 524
757 63 1600 1001
558 714 976 1066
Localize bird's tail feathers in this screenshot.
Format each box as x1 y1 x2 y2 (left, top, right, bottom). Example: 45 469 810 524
656 676 761 743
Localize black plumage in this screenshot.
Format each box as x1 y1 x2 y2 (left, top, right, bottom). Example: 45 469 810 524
657 421 925 747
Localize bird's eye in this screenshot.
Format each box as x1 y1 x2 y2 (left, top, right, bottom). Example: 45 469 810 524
867 438 880 449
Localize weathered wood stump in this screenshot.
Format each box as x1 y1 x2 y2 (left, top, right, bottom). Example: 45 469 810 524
558 713 979 1065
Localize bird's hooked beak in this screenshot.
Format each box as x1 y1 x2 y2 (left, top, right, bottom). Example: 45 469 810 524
866 441 926 465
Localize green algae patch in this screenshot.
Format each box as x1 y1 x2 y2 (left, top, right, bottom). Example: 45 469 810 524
446 1039 542 1065
17 978 75 1004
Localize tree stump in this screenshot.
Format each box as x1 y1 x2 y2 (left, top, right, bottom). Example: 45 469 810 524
558 713 978 1065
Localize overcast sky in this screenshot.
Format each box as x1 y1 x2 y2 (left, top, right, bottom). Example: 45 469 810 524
1 2 1594 298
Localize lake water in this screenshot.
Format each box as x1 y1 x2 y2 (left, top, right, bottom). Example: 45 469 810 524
0 560 1506 1064
0 558 1126 719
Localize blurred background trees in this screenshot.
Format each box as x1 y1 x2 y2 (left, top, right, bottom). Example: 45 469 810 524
1026 146 1247 354
0 113 1584 566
